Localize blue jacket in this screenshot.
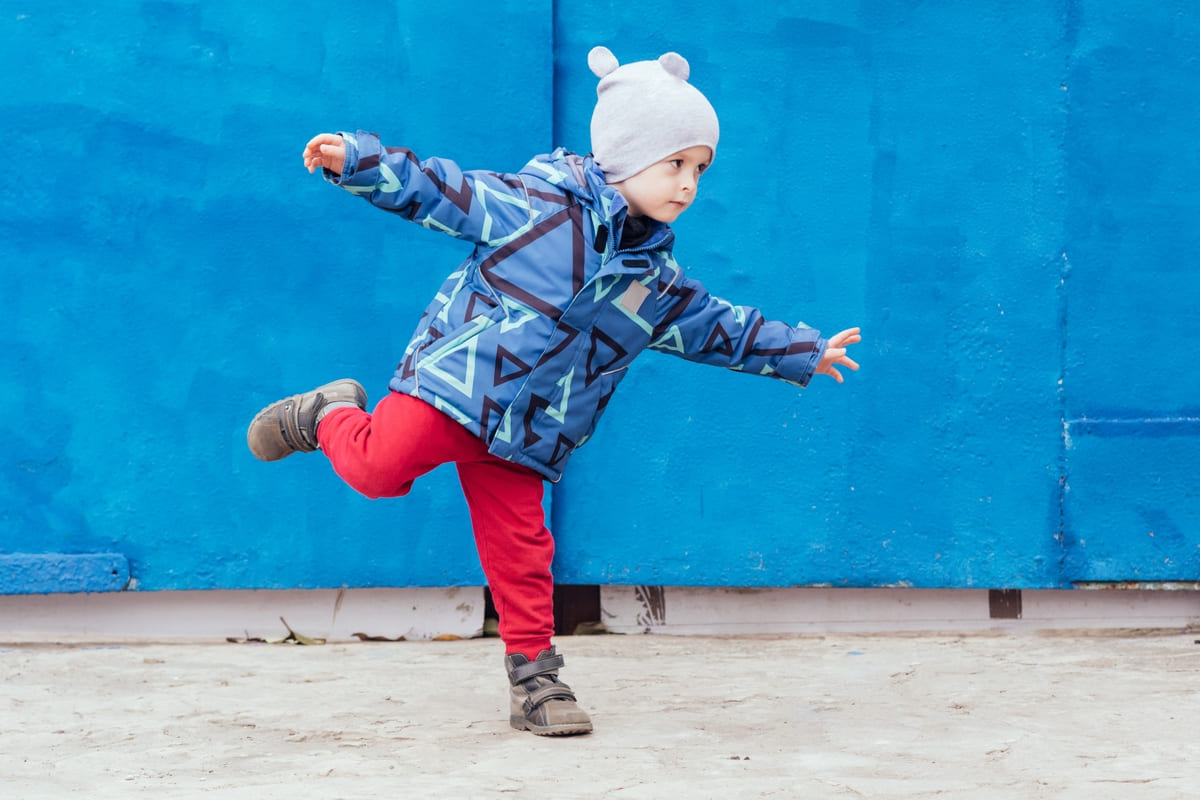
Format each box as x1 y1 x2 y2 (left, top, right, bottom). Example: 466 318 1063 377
330 131 827 481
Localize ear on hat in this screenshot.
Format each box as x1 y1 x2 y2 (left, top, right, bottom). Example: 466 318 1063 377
657 52 690 80
588 46 620 78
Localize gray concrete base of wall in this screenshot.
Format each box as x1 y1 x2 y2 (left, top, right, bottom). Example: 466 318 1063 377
1 587 1197 643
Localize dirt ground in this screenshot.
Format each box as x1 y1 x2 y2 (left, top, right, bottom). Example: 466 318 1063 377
2 631 1198 798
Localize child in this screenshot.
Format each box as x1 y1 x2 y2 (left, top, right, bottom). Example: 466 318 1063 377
248 46 861 736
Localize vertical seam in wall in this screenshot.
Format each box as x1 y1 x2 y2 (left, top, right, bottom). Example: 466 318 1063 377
547 0 562 538
1056 1 1080 585
550 0 561 151
1057 252 1070 557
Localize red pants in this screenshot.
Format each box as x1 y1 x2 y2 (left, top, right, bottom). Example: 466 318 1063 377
317 392 554 659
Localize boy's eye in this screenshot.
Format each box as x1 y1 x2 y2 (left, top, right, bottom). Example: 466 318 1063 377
669 159 683 169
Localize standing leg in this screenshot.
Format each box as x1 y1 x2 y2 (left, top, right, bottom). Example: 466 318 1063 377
456 456 592 736
454 457 556 658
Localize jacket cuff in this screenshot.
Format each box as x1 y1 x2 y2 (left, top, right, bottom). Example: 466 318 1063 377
324 130 368 186
780 335 827 388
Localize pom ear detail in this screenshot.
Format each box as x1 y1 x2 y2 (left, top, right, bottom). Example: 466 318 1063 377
588 46 620 78
658 52 690 80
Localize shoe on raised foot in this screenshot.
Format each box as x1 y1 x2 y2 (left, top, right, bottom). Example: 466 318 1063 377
505 647 593 736
246 379 366 462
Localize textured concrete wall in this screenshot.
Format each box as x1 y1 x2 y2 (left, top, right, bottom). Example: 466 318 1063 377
2 1 1197 592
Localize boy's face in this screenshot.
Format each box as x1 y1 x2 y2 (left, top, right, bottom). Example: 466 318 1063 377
611 146 712 223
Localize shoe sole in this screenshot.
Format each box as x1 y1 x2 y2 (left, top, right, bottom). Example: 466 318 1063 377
509 715 593 736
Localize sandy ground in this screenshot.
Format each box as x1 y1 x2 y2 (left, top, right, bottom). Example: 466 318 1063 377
2 631 1198 798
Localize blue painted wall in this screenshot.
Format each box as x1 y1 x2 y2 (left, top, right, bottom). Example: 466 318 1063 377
1058 4 1200 583
2 1 1197 593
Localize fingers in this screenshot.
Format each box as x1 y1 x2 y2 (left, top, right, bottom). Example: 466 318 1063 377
819 355 857 373
302 132 337 156
816 327 862 382
830 327 862 347
817 344 859 383
302 133 341 173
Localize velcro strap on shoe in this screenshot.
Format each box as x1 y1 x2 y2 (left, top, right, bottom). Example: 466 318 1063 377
524 684 578 714
509 654 565 684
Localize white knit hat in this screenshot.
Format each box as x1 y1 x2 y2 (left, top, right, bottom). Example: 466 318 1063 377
588 46 720 183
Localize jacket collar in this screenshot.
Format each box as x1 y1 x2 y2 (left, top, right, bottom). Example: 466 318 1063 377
521 150 674 253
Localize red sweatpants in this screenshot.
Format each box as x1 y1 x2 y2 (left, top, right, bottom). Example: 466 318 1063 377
317 392 554 659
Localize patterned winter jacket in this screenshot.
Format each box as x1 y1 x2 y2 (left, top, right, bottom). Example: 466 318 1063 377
329 131 828 481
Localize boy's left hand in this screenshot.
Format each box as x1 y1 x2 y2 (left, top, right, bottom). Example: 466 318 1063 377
816 327 861 383
303 133 347 175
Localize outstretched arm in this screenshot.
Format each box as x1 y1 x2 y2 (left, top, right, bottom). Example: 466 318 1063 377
648 269 861 388
814 327 862 383
299 130 535 246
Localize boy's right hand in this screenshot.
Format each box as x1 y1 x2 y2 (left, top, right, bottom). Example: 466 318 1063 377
303 133 346 175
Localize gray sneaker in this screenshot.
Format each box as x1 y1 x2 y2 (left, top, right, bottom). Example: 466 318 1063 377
246 379 366 461
505 647 593 736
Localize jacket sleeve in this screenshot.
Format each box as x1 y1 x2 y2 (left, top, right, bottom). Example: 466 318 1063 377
324 130 534 246
647 269 828 388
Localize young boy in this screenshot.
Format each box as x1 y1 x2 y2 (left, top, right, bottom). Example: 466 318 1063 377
248 46 861 736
